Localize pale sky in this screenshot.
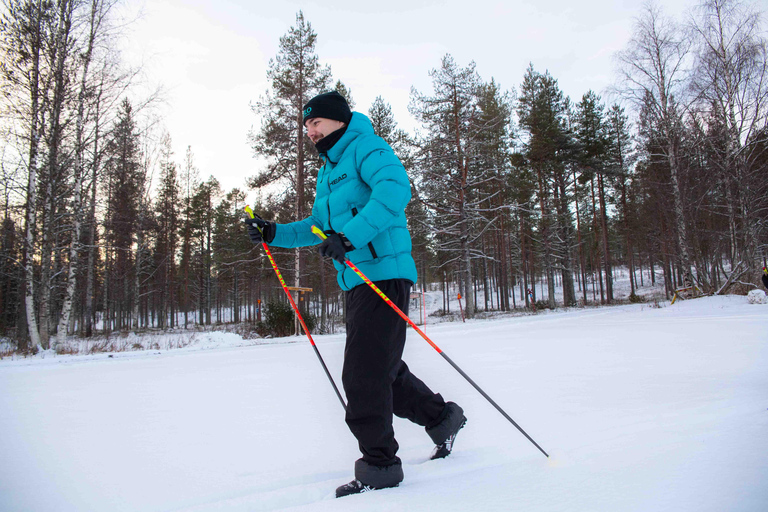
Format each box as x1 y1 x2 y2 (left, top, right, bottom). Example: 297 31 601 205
121 0 698 196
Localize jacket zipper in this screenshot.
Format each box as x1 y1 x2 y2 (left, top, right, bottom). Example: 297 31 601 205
324 158 333 232
325 158 349 288
351 207 378 259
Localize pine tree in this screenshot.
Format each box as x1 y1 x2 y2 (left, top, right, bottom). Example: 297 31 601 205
575 90 613 303
605 104 638 297
334 79 355 109
153 134 180 329
248 11 331 292
103 99 143 330
636 91 680 297
178 146 199 327
517 65 576 308
368 96 399 141
190 176 220 325
212 188 252 324
368 95 413 163
410 54 505 318
474 79 514 310
0 212 22 335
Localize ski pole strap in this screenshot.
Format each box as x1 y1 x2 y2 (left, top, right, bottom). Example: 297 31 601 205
244 207 292 291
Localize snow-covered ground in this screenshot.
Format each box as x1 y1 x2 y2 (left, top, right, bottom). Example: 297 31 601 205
1 295 766 511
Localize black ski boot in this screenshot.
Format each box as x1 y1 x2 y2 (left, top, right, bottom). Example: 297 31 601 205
335 458 403 498
426 401 467 460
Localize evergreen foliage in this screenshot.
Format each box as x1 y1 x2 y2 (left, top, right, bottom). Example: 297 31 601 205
1 3 767 348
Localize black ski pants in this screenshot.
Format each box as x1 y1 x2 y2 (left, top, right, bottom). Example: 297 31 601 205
343 278 447 466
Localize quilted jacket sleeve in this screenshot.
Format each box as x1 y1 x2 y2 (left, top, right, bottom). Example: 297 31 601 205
269 204 324 249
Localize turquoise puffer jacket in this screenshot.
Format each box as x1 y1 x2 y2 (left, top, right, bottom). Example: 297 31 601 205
270 112 418 291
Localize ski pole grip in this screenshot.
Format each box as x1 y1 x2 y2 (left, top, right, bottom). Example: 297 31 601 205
244 205 266 238
311 225 327 240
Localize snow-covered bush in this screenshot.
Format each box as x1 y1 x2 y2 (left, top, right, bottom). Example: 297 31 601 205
747 289 768 304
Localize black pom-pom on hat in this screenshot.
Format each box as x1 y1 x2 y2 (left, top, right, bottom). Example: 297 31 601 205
302 91 352 125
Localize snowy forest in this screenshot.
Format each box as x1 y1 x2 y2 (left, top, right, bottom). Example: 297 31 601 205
1 0 767 353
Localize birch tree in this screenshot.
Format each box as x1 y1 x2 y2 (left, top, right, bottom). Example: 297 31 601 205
616 1 695 289
689 0 768 278
56 0 119 343
1 0 53 348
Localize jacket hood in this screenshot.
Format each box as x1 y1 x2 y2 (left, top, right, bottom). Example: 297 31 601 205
324 112 374 163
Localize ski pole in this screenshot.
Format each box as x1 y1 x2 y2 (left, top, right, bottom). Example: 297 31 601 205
312 225 549 458
245 207 347 412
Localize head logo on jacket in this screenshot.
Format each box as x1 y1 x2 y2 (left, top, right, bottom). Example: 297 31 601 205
329 173 348 187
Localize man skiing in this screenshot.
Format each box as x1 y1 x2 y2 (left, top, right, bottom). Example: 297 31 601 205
762 267 768 291
246 91 466 497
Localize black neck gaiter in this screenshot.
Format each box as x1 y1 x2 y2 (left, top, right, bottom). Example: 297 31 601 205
315 125 348 154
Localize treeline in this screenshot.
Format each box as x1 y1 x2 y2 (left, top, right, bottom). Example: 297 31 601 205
0 0 321 351
1 1 767 349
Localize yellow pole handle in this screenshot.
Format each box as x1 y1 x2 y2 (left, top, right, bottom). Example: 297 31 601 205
311 225 327 240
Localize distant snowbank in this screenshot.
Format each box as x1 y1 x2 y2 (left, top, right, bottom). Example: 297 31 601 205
2 289 762 365
0 329 317 367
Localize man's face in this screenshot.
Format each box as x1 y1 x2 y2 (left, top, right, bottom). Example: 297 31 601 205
305 117 345 144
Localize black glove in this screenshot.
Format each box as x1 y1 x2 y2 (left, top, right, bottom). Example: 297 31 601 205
245 214 275 244
318 232 354 263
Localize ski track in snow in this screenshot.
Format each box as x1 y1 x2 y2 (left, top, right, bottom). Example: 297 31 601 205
1 295 767 511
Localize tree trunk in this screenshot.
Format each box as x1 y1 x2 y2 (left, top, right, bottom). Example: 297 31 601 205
590 176 605 303
597 172 613 303
453 90 473 318
573 170 586 302
39 0 74 348
620 172 635 297
295 103 305 306
84 110 100 337
556 171 576 306
132 205 144 330
57 0 99 343
667 139 693 288
22 0 45 350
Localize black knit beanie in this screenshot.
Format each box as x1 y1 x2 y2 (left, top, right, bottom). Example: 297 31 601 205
302 91 352 126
